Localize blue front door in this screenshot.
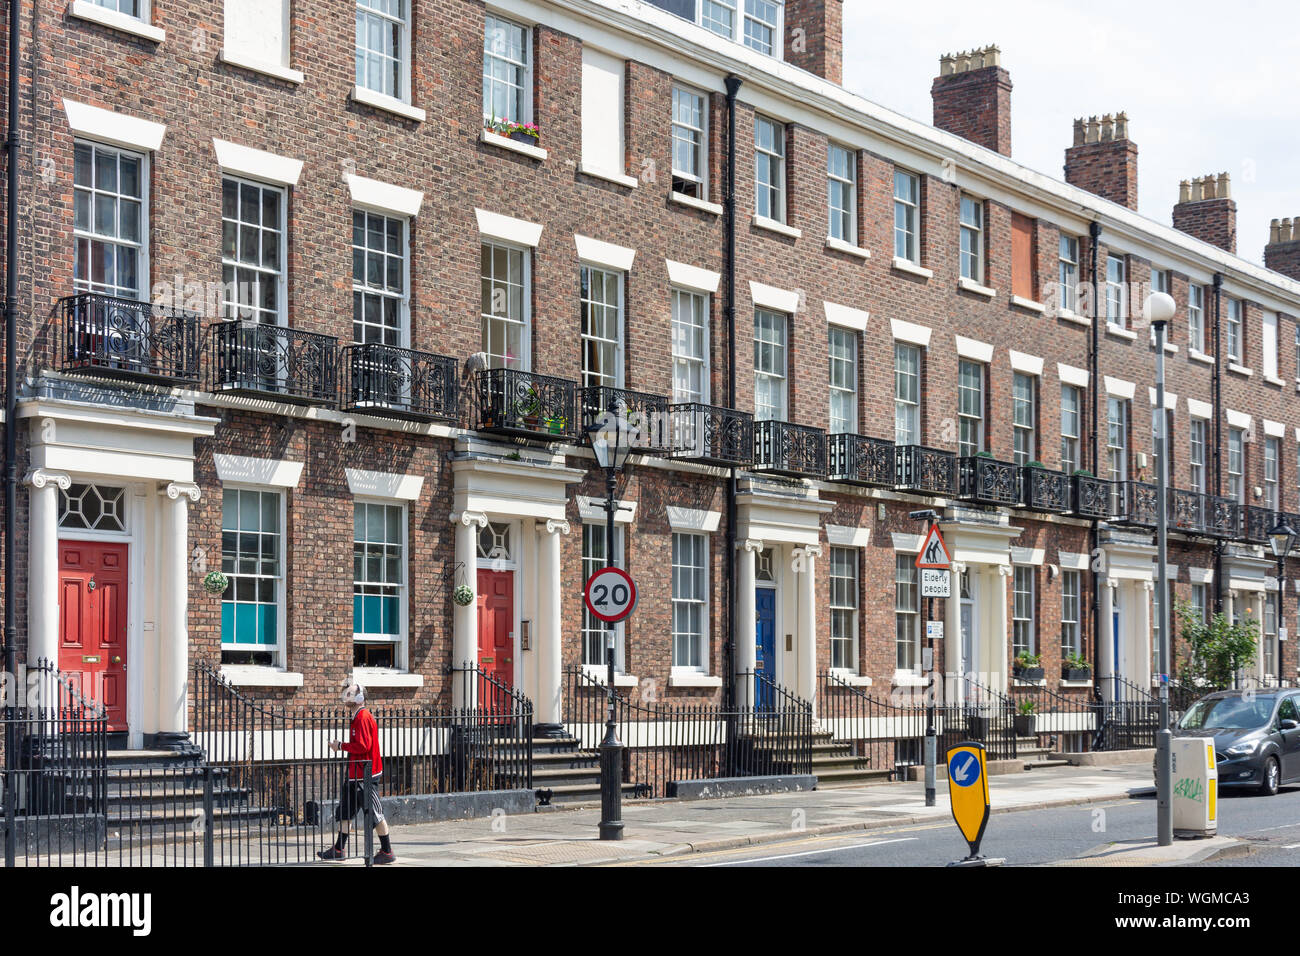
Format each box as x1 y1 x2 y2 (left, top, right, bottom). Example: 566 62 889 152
755 587 776 709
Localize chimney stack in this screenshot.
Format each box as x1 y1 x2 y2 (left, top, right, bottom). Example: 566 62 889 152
1265 217 1300 281
931 45 1012 157
784 0 843 84
1172 173 1236 253
1063 112 1138 210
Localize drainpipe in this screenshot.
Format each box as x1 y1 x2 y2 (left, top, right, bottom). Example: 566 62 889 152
4 0 22 865
1212 272 1224 613
723 74 742 712
1087 220 1101 685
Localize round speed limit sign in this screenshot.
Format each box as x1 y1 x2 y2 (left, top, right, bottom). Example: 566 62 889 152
583 567 638 624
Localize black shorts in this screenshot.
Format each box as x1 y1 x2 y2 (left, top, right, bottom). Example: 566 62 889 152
336 777 385 824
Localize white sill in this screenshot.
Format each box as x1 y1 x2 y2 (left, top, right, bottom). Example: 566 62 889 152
891 257 933 280
219 49 304 84
579 164 638 189
1059 679 1094 688
669 672 723 688
1012 677 1047 688
958 277 997 298
1189 349 1216 365
581 665 638 688
350 86 426 122
480 129 547 160
1056 308 1091 327
1227 362 1253 378
219 665 304 688
752 214 802 239
350 669 424 689
1265 374 1286 387
1106 322 1137 341
669 191 722 215
1010 295 1045 313
892 672 928 687
69 0 165 42
830 669 873 687
825 236 870 260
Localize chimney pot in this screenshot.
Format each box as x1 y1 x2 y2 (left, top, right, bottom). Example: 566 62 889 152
1179 180 1191 203
1072 118 1085 147
1217 172 1231 199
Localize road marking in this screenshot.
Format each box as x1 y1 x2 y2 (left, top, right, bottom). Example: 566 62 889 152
1281 843 1300 849
699 837 918 866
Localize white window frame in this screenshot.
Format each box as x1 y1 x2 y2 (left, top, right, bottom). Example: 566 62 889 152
958 359 985 457
220 486 287 668
754 115 786 224
671 287 709 404
355 0 411 103
671 85 708 200
753 308 787 422
480 240 531 370
895 554 920 673
1107 397 1129 511
894 169 919 263
482 14 532 123
1228 427 1245 504
221 175 287 325
698 0 784 58
1012 372 1036 466
1226 297 1243 364
1188 284 1205 353
1264 311 1279 379
894 342 921 446
1061 569 1081 659
1265 436 1280 511
671 531 709 673
829 546 859 672
74 140 148 300
827 143 856 244
89 0 144 17
1060 383 1080 474
1189 418 1207 493
1058 235 1079 313
352 498 409 671
828 325 857 434
351 209 409 347
580 264 624 389
959 194 984 283
1106 255 1127 327
1012 566 1036 658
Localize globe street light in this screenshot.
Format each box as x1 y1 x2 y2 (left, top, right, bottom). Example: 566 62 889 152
1267 520 1296 685
1144 290 1176 848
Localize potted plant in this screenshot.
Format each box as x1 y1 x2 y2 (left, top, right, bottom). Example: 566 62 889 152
512 385 542 427
967 709 992 740
1026 460 1045 469
1071 468 1094 477
453 584 475 607
485 114 541 145
975 450 994 459
1063 652 1091 682
544 413 568 436
1013 650 1044 682
1014 698 1037 736
202 570 229 595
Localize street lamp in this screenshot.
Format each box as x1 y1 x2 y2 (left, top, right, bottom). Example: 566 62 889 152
587 408 634 841
909 508 940 809
1145 290 1176 848
1267 520 1295 685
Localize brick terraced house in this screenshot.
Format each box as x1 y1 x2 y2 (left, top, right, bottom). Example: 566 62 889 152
4 0 1300 759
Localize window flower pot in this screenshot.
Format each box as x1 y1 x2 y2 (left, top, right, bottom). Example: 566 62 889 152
1013 666 1045 682
509 130 538 145
1063 667 1091 682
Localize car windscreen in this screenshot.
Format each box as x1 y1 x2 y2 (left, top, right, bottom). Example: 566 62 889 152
1178 695 1277 731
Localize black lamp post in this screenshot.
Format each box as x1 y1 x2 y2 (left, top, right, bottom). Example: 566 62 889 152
587 410 633 841
909 508 939 808
1267 521 1295 685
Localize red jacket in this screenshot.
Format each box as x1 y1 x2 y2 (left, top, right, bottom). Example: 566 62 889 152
341 707 383 780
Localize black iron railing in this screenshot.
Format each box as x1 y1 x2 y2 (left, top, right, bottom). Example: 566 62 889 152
1168 488 1206 534
895 445 957 495
1242 505 1278 544
1204 494 1240 538
208 320 339 405
752 420 827 478
582 385 670 451
1093 676 1160 751
1071 474 1111 519
472 367 580 442
1112 480 1159 527
60 292 201 384
669 403 754 466
1007 679 1099 749
340 343 458 422
1020 465 1070 513
959 455 1020 506
828 434 895 487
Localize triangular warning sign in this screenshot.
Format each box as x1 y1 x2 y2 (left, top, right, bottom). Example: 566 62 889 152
915 525 951 569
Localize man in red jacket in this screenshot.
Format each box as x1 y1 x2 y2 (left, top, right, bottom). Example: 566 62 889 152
318 683 395 864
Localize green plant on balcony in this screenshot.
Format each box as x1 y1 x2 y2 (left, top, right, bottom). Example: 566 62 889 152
1072 468 1094 477
1026 460 1045 469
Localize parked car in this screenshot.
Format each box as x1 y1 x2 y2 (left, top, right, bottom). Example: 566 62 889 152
1166 690 1300 796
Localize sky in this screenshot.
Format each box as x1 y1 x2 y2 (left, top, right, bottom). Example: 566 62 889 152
839 0 1300 266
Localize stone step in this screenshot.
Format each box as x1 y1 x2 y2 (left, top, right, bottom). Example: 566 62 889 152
813 767 895 787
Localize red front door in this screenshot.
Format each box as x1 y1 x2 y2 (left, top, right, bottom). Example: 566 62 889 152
477 569 514 691
58 541 128 731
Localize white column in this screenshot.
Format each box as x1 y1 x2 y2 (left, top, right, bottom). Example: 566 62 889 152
993 564 1013 692
1137 580 1154 688
735 539 761 709
793 544 821 710
451 510 487 708
25 470 71 670
946 562 966 704
159 482 201 742
1099 578 1117 699
535 518 568 729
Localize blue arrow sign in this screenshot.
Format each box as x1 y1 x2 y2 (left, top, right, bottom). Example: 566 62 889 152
949 751 979 788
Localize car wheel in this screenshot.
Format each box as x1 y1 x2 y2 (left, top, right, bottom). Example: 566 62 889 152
1258 756 1280 796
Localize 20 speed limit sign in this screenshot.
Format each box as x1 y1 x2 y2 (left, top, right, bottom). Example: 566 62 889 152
583 567 638 624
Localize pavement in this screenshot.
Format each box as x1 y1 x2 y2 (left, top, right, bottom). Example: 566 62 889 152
336 764 1167 867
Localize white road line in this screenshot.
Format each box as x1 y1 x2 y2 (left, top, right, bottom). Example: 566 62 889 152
1281 843 1300 849
700 837 918 866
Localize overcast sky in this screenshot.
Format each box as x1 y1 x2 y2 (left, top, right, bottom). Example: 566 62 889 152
839 0 1300 266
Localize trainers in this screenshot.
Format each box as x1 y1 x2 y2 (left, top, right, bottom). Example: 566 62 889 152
318 846 346 860
372 850 396 865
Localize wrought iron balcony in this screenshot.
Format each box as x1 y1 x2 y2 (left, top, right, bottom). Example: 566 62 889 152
1071 474 1111 519
1204 494 1240 539
669 403 753 467
958 456 1020 507
208 320 338 406
752 420 827 478
894 445 957 496
1242 505 1278 544
340 343 457 422
1167 487 1206 534
828 434 895 487
1020 465 1070 513
1112 480 1159 528
473 367 579 442
60 292 201 384
582 385 670 452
